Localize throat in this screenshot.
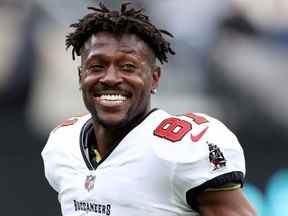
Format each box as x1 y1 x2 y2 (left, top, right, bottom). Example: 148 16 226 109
92 114 145 159
90 108 155 161
93 126 125 159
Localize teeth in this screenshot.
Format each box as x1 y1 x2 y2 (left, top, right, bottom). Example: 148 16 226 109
99 94 127 101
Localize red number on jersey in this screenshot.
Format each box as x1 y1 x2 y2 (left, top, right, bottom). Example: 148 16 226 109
154 117 192 142
53 118 79 132
58 118 78 127
184 112 208 125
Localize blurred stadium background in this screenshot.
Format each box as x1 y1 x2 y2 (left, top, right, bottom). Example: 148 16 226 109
1 0 287 215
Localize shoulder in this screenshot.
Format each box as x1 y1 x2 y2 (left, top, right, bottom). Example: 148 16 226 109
151 111 246 202
151 111 243 163
134 110 246 208
153 111 237 141
51 113 91 136
41 113 91 159
41 114 91 191
180 112 239 143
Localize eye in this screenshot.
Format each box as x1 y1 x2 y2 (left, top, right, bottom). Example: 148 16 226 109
88 64 105 73
120 63 137 73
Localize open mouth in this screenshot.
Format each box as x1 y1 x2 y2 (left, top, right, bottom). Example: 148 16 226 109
93 90 132 106
97 94 128 104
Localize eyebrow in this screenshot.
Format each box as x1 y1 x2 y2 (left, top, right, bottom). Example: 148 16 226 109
84 53 110 65
117 47 137 54
85 51 141 65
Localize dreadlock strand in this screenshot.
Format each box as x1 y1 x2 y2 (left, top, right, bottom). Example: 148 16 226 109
159 29 174 38
87 7 105 13
121 2 131 13
66 1 175 64
99 2 109 12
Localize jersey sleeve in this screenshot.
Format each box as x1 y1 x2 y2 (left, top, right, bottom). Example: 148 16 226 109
41 115 90 194
172 115 245 208
41 132 60 192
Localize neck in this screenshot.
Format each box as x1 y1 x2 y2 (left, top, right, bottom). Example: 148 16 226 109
92 124 122 158
92 110 151 158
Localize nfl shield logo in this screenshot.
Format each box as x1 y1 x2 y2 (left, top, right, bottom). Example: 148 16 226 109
84 175 96 192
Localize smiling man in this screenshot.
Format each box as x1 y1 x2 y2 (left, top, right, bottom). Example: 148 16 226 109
41 2 257 216
79 31 162 157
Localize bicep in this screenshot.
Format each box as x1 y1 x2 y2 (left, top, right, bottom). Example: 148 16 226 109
196 189 257 216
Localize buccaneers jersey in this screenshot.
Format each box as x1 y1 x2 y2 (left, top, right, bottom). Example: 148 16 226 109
41 109 245 216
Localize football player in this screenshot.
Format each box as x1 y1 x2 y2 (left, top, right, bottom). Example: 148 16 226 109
42 2 257 216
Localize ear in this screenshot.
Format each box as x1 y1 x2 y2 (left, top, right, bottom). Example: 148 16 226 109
151 65 161 91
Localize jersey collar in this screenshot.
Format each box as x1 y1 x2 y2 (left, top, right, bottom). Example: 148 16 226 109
79 108 159 170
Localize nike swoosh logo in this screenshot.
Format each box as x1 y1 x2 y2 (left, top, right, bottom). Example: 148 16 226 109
190 126 209 142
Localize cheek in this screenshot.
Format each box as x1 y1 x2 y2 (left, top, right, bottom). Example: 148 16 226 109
80 73 99 89
136 68 153 89
142 73 154 92
129 75 150 95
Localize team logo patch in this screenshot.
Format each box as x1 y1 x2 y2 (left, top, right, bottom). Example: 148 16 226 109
84 175 96 192
207 142 226 170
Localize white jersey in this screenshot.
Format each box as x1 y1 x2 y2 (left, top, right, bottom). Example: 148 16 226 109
41 109 245 216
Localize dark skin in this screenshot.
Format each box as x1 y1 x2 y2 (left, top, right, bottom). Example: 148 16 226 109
197 189 257 215
79 32 160 158
79 32 257 216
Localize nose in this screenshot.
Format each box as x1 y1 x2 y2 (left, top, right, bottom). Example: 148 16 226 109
99 65 122 86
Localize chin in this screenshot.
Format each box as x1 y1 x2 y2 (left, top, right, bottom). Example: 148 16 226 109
92 107 145 129
99 119 128 129
94 113 129 129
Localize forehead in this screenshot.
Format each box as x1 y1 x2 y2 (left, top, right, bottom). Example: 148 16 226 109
81 32 152 59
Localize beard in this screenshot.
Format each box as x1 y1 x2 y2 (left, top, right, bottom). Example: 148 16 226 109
82 89 150 130
91 109 131 129
88 102 148 132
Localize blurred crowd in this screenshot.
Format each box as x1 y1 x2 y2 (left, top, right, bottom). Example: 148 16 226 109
1 0 287 215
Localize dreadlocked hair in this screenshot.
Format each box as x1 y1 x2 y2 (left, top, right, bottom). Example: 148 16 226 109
65 1 175 64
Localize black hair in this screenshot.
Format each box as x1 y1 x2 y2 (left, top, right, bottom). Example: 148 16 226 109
65 1 175 64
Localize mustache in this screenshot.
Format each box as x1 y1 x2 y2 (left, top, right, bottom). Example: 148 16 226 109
94 84 128 92
80 84 130 94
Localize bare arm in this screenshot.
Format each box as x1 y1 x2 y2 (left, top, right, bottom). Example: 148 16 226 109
195 189 257 216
